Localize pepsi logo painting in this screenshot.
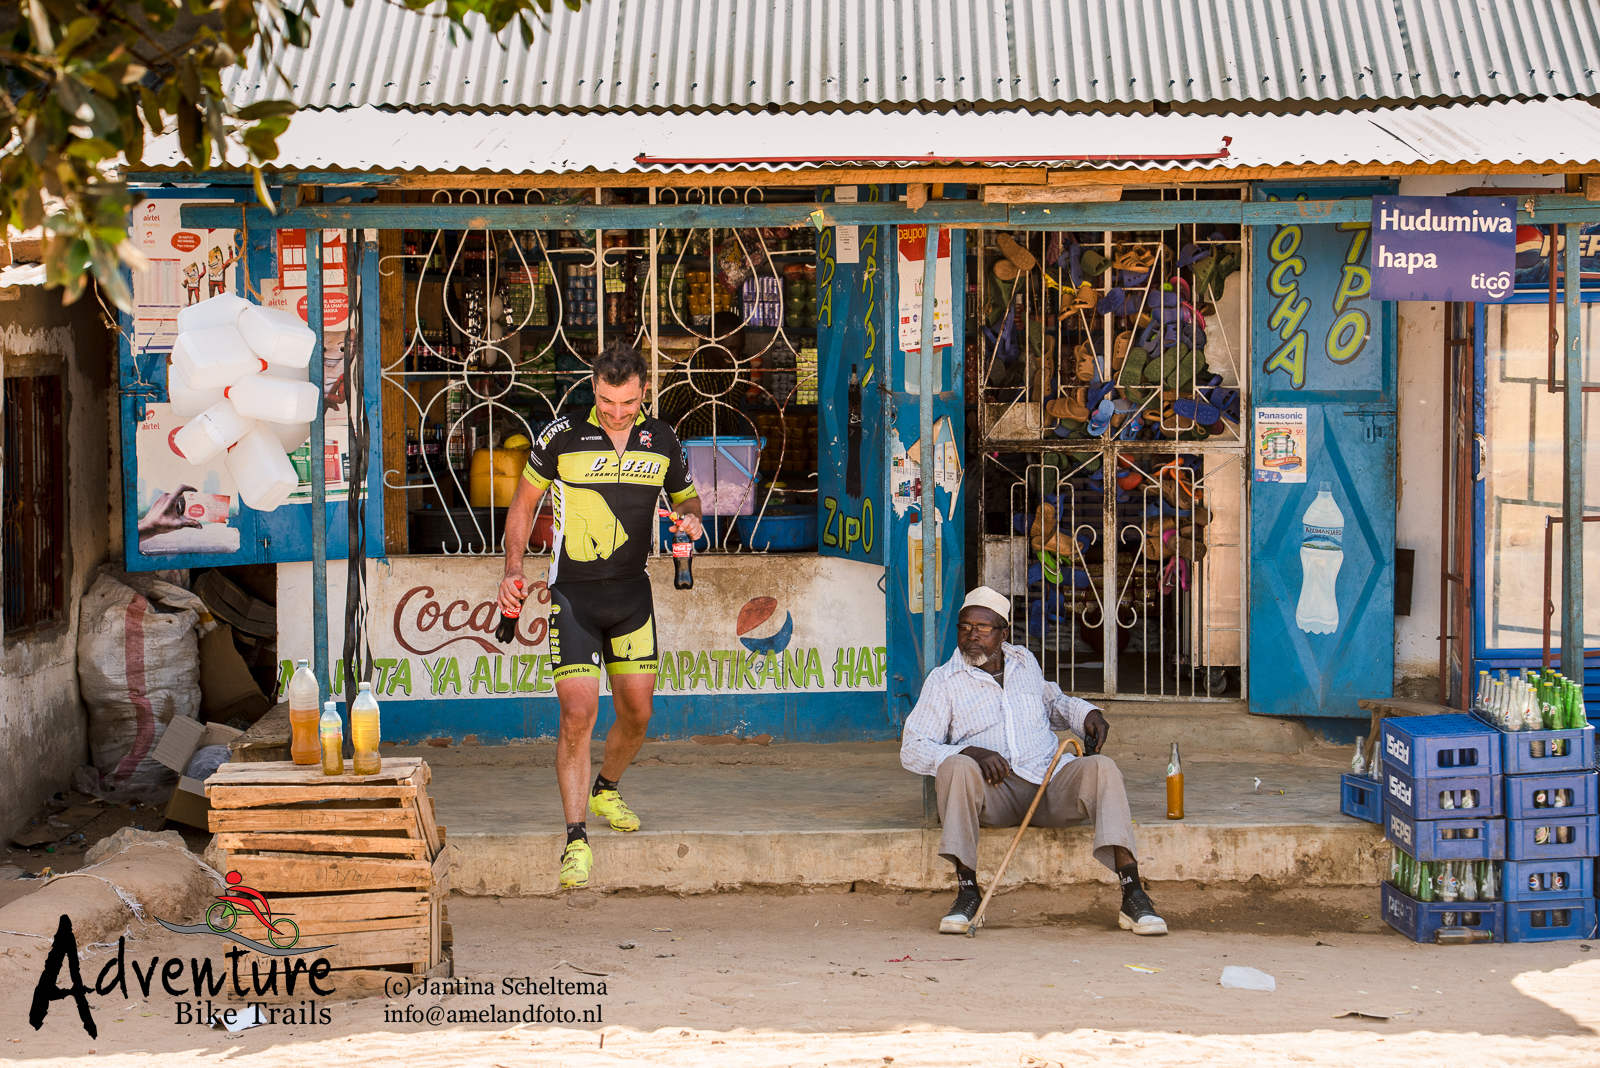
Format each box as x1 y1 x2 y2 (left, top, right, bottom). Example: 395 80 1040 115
737 596 795 654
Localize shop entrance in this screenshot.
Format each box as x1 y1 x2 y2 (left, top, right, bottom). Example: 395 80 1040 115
970 193 1249 700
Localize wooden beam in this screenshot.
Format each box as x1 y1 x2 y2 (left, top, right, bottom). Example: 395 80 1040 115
378 190 409 555
985 184 1123 203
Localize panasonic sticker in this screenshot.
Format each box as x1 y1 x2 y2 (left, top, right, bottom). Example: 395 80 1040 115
1369 195 1516 300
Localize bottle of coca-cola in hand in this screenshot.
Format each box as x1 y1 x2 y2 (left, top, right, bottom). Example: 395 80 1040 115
667 513 694 590
495 579 523 644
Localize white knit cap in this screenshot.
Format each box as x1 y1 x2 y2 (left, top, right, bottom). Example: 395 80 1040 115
960 586 1012 622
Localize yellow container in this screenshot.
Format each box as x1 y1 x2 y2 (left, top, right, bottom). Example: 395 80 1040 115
469 446 531 507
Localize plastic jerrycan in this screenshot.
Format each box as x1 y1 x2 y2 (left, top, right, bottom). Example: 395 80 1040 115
287 659 320 765
175 292 251 334
173 400 257 464
225 374 321 424
171 326 268 389
237 304 317 369
225 425 300 511
167 361 227 419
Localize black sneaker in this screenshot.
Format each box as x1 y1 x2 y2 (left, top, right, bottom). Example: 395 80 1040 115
1118 885 1169 935
939 884 982 934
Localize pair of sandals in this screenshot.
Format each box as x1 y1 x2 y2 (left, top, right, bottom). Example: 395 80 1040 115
1143 518 1208 563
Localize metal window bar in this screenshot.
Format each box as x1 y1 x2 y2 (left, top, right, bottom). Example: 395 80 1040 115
378 186 823 558
2 374 65 634
976 187 1249 700
1542 514 1600 672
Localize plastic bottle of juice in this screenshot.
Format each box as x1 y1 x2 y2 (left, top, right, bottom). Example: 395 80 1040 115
320 700 344 776
350 681 382 775
287 659 320 765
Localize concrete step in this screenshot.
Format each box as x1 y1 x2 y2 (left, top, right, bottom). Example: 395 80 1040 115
419 743 1383 898
1098 700 1318 754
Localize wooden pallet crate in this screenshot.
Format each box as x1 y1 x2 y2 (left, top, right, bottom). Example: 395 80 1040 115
206 757 451 985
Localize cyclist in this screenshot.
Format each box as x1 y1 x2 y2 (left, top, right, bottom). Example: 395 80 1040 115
499 342 703 890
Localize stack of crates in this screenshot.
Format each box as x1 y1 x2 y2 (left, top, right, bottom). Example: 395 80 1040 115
1483 709 1599 942
1378 715 1505 943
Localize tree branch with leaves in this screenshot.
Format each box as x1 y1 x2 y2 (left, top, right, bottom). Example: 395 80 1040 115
1 0 579 309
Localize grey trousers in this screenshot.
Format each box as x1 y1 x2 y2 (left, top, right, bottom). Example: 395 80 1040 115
934 753 1138 874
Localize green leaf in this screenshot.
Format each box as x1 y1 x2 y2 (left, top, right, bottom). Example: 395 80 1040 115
250 165 279 215
236 99 298 121
73 68 120 99
64 137 117 161
55 16 100 58
139 85 163 134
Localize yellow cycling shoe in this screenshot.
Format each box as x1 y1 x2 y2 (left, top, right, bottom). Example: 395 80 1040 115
588 789 641 832
559 839 592 889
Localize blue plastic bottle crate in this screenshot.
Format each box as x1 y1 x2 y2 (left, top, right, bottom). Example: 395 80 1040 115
1502 858 1595 901
1383 805 1505 861
1380 881 1504 944
1504 769 1598 820
1340 774 1383 823
1382 764 1503 821
1487 718 1596 776
1381 715 1501 778
1505 895 1599 942
1506 813 1600 860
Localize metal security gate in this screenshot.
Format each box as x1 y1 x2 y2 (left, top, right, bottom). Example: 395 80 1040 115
379 186 825 558
973 190 1249 700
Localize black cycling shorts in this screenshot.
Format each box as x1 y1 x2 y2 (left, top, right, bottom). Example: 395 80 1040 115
548 576 658 683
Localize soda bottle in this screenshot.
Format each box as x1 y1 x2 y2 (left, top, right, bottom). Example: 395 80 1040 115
665 510 694 590
287 659 320 765
350 681 382 776
1350 736 1367 777
1295 482 1344 634
319 700 344 776
1166 742 1185 820
405 428 419 476
495 579 523 644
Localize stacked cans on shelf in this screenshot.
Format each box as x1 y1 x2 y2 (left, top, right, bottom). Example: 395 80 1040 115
1376 715 1507 943
1473 670 1598 943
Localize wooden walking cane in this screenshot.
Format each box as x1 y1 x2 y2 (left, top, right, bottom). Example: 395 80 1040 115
967 734 1084 937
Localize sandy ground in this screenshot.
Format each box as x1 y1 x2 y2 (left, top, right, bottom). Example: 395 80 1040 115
7 885 1598 1067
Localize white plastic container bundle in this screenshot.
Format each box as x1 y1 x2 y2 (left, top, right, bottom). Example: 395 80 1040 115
225 374 320 424
172 326 267 389
172 400 256 464
267 421 312 451
166 362 226 419
175 291 250 334
238 304 317 369
226 425 300 511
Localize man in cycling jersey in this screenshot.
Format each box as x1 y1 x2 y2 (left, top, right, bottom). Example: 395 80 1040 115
499 343 704 890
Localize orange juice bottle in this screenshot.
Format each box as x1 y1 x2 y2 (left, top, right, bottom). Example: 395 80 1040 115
1166 742 1185 820
287 659 320 765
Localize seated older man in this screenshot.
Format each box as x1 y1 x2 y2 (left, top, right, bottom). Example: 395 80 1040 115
900 586 1167 936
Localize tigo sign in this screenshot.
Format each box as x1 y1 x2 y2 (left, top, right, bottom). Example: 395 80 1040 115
1369 196 1516 300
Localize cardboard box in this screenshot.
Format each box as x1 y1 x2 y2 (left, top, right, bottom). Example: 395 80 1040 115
151 715 244 830
198 623 270 724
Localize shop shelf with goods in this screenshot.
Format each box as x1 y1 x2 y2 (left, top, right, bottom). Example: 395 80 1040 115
205 757 451 980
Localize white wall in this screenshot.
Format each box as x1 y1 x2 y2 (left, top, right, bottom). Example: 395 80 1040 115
0 285 113 839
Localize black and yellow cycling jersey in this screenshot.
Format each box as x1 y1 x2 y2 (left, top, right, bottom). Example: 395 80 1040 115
522 408 697 584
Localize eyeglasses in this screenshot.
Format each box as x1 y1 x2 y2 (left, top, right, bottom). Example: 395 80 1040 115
956 622 1003 637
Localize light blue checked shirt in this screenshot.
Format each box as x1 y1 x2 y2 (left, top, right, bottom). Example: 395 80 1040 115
900 643 1099 786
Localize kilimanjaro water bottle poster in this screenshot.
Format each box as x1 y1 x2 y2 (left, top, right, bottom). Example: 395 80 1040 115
1369 195 1516 301
1254 406 1308 483
1296 481 1346 635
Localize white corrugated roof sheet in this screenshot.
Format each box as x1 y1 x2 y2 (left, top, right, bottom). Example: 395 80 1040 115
225 0 1600 114
145 99 1600 176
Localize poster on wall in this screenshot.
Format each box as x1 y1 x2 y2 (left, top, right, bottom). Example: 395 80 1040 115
128 198 238 353
833 186 860 264
897 224 952 358
1253 406 1308 483
1516 221 1600 286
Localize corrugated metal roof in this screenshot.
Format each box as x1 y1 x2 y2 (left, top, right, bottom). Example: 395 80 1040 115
225 0 1600 114
147 99 1600 175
